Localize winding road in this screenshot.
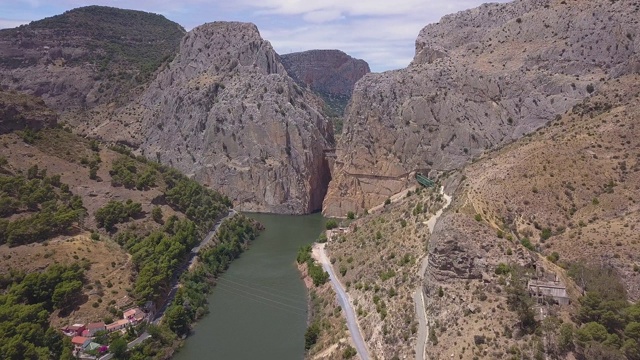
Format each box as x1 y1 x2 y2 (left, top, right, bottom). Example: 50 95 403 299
414 187 452 360
313 243 370 360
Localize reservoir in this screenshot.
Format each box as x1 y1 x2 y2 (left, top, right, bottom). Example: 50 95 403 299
173 213 325 360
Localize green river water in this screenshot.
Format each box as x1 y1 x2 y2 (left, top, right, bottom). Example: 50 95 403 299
173 213 325 360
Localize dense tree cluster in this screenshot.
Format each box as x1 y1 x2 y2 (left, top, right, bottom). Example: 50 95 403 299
162 168 231 232
567 264 640 359
109 156 156 190
0 167 84 246
0 263 86 360
127 215 261 358
164 216 261 333
114 216 197 303
296 245 328 286
95 199 142 231
304 321 320 350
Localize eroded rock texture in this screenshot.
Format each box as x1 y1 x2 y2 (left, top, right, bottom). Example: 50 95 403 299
324 0 640 216
98 22 334 214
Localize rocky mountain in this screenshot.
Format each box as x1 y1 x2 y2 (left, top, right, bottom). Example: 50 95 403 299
280 50 370 116
0 90 58 133
323 0 640 217
419 72 640 360
94 22 334 214
0 6 185 129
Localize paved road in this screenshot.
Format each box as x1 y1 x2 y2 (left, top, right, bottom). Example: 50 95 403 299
313 243 370 360
415 188 451 360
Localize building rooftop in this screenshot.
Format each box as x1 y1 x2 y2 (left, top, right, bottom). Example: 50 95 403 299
71 336 90 345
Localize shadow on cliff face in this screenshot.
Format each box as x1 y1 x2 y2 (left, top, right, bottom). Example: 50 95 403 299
309 155 332 213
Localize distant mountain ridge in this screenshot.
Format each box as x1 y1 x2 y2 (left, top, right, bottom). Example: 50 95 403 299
280 50 370 116
0 6 185 128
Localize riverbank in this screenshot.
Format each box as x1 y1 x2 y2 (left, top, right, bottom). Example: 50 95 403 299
126 214 262 359
174 212 325 360
298 246 358 360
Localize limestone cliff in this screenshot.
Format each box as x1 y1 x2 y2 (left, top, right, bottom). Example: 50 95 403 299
96 22 334 214
280 50 370 115
323 0 640 217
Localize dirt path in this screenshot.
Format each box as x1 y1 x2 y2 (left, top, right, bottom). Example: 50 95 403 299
415 187 452 360
367 186 417 214
313 243 370 360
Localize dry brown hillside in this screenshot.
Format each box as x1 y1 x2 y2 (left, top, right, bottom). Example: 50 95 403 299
421 73 640 359
321 187 446 359
462 73 640 301
0 127 182 327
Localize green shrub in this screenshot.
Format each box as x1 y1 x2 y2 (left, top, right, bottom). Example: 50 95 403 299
304 321 320 350
308 260 329 286
520 237 535 251
325 219 338 230
474 214 482 221
152 206 163 224
495 263 511 275
342 345 357 359
296 245 312 264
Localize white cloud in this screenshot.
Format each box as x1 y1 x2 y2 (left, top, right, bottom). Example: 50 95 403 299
302 9 343 23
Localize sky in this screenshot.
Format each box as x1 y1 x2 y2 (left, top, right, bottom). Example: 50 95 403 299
0 0 507 72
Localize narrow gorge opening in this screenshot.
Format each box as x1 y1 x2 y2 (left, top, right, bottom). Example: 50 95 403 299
309 153 333 213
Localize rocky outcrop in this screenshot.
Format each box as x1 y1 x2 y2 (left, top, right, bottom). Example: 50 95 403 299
280 50 370 114
0 6 184 129
96 22 334 214
0 90 57 134
426 211 535 283
323 0 640 216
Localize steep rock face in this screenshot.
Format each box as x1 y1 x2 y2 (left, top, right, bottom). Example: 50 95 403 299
280 50 370 113
323 0 640 216
97 22 333 214
0 6 184 129
0 90 58 134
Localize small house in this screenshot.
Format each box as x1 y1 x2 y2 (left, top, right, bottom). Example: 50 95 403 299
106 319 129 333
123 307 146 324
61 323 86 337
528 278 570 305
71 336 90 351
82 322 106 337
